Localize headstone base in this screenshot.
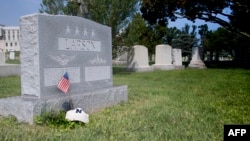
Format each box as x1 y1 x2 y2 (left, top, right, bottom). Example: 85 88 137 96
188 60 207 69
127 66 153 72
112 60 127 65
153 64 175 70
175 65 185 70
0 85 127 124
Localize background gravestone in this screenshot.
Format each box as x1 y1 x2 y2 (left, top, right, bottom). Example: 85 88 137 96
172 48 185 69
0 13 127 124
9 51 15 60
113 46 128 65
188 47 207 69
153 44 175 70
127 45 153 72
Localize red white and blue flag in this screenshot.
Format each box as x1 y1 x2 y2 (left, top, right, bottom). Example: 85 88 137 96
57 72 70 93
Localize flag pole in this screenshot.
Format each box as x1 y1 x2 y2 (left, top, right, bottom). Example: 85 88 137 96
57 71 73 110
68 88 73 110
67 72 73 110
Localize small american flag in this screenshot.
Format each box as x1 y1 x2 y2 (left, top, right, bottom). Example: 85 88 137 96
57 72 70 93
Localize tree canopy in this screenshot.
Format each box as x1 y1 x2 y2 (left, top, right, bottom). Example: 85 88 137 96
39 0 65 15
140 0 250 38
40 0 138 34
171 24 199 58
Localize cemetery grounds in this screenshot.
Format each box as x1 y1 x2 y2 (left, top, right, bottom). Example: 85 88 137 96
0 67 249 141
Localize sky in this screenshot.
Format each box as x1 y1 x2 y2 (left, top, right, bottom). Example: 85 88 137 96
168 19 221 31
0 0 42 26
0 0 221 31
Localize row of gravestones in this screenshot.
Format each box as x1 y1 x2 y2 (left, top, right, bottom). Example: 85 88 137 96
0 52 16 64
124 44 206 72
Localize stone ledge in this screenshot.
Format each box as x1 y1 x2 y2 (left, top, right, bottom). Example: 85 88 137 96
175 65 185 70
0 85 128 124
188 61 207 69
126 66 153 72
153 64 175 70
0 64 20 76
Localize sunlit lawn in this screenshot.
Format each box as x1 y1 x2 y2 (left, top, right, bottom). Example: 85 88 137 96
0 68 249 141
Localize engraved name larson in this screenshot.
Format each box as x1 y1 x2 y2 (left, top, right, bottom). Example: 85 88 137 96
58 37 101 52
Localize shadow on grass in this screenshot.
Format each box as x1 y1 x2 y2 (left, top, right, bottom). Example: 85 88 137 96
205 61 250 69
113 66 133 75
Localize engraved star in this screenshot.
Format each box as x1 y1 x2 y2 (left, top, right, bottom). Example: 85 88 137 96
83 28 88 37
75 27 80 36
66 26 71 35
91 30 95 38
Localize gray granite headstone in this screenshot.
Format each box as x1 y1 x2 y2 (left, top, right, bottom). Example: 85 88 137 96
0 13 127 124
20 14 113 99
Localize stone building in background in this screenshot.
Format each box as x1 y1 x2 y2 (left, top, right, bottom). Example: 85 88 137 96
0 24 20 52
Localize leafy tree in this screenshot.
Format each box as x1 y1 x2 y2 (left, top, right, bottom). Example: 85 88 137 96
230 1 250 37
124 13 147 46
140 0 250 38
113 13 147 58
40 0 92 16
88 0 137 34
198 24 209 45
63 0 82 16
87 0 138 57
138 24 169 56
172 24 199 60
121 14 164 58
204 27 239 61
123 14 184 58
165 27 181 45
40 0 65 14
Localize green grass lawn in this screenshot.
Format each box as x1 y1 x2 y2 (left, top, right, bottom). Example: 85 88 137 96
0 76 20 98
0 68 249 141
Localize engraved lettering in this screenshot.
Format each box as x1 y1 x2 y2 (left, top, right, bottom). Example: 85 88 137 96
58 37 101 52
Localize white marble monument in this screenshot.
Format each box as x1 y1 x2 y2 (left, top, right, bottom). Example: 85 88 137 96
113 46 128 65
127 45 153 72
172 48 185 69
188 47 206 69
9 51 15 60
153 44 175 70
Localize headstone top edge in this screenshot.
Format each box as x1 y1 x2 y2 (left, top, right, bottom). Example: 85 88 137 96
156 44 171 47
133 45 147 48
20 13 41 19
19 13 111 29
